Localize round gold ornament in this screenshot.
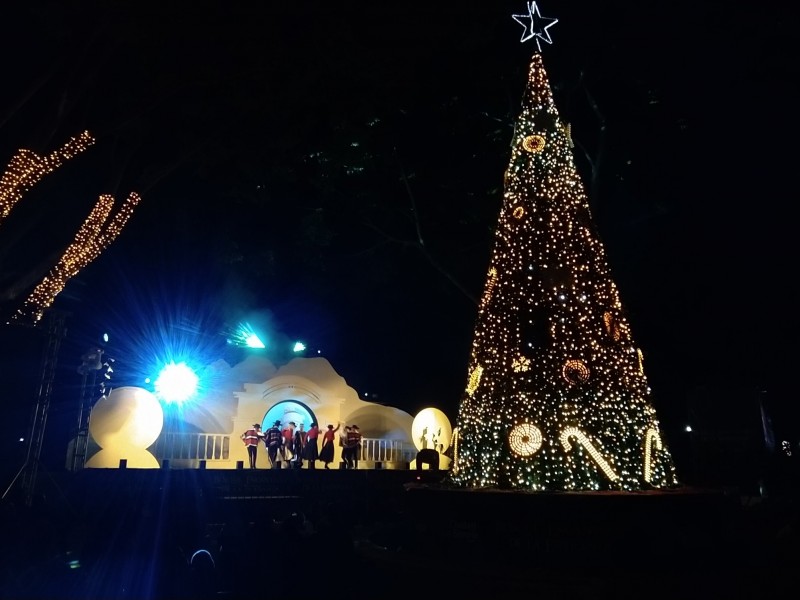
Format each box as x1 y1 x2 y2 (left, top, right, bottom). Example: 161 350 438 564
562 359 590 384
508 422 543 457
522 134 546 153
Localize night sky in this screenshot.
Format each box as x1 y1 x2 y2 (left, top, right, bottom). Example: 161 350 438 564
1 1 796 478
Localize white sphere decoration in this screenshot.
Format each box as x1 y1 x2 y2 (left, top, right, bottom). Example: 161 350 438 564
84 447 161 469
89 386 164 450
411 407 452 452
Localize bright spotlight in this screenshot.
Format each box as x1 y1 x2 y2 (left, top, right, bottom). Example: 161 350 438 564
154 362 199 404
293 341 306 353
228 322 265 348
244 333 265 348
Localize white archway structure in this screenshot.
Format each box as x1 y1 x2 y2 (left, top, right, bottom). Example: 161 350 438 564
82 356 418 470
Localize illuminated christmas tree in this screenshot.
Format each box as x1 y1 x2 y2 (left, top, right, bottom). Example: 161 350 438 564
449 3 678 491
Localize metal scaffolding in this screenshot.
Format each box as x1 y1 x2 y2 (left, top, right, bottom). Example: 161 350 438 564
2 310 68 506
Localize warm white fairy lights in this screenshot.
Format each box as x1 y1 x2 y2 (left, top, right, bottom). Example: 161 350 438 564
466 364 483 396
480 267 499 307
643 428 663 483
522 133 546 153
512 355 531 372
560 426 618 482
450 427 461 474
562 358 590 384
1 131 142 325
509 422 543 457
449 30 678 491
0 131 96 226
0 131 139 323
561 122 574 148
10 191 141 324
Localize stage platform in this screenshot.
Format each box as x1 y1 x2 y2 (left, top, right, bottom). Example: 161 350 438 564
1 468 797 598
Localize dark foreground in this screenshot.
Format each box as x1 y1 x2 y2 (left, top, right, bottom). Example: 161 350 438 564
1 468 798 599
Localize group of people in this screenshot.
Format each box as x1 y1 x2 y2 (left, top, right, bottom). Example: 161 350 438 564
240 420 362 470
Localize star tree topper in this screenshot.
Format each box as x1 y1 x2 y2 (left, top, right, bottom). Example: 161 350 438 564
512 1 558 50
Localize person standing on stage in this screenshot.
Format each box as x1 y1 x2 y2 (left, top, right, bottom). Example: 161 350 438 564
351 425 363 469
319 422 341 469
292 422 307 468
304 421 320 469
264 420 284 469
282 421 296 462
344 424 362 470
240 423 262 469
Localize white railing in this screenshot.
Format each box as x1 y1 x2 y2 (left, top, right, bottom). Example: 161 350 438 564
358 438 415 464
152 433 415 467
154 433 231 462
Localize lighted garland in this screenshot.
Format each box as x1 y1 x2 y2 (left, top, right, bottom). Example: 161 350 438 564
0 131 96 226
10 191 142 324
0 130 142 326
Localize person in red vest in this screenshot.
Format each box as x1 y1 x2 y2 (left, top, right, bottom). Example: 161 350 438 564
304 422 320 469
343 425 362 470
240 423 262 469
319 422 341 469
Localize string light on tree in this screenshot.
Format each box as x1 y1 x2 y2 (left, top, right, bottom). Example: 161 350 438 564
10 191 142 324
449 4 678 492
0 131 95 226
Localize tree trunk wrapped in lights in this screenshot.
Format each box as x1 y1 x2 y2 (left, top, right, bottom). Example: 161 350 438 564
449 45 679 492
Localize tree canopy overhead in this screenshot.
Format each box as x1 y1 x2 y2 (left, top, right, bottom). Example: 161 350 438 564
0 0 795 439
